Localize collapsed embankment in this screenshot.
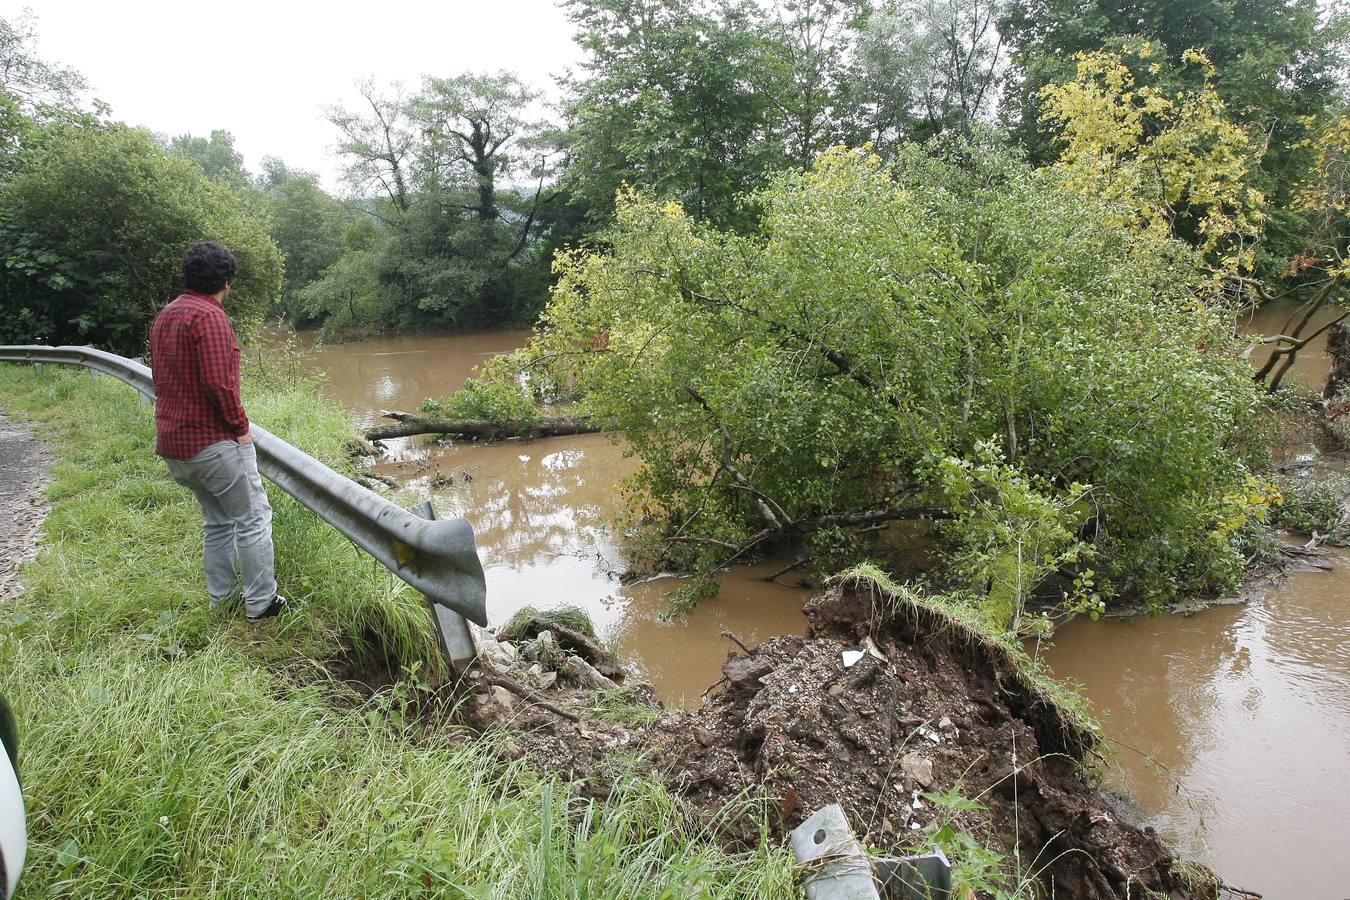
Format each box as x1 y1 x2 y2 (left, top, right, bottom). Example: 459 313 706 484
466 573 1214 899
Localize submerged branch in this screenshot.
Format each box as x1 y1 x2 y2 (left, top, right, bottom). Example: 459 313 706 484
364 410 601 441
1255 281 1341 389
663 503 948 567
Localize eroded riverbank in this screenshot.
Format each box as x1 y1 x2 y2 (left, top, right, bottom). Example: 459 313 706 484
469 575 1213 899
263 327 1350 897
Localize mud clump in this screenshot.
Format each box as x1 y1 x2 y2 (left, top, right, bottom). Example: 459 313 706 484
643 579 1193 899
458 584 1206 898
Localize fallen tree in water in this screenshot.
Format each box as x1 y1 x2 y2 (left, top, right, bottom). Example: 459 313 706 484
525 143 1273 619
363 409 600 441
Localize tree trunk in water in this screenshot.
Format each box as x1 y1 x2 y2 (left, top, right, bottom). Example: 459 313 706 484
1321 322 1350 447
364 410 601 441
1323 321 1350 402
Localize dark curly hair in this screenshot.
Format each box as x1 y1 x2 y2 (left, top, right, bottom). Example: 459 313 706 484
182 241 237 295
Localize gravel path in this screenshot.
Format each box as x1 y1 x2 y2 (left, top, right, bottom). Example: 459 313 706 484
0 409 51 603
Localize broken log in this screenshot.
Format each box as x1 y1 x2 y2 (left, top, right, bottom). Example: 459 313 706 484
363 410 602 442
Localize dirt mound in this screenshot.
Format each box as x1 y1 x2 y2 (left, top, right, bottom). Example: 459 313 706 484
455 576 1211 897
642 576 1196 899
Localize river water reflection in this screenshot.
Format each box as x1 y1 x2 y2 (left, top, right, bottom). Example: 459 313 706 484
265 327 1348 897
265 330 810 706
1038 556 1350 899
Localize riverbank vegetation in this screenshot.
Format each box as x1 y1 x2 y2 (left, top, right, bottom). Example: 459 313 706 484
0 365 801 897
1 4 1346 894
518 140 1272 620
4 2 1342 612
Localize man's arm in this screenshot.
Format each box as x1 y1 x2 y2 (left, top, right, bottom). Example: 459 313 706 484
195 310 251 441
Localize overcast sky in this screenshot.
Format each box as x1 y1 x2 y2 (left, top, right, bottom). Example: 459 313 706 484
3 0 583 191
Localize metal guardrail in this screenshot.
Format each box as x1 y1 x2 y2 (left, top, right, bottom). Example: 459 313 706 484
0 344 488 626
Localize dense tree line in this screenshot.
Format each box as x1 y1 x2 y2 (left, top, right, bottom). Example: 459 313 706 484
2 1 1344 352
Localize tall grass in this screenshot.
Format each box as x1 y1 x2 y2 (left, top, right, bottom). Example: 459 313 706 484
0 366 797 899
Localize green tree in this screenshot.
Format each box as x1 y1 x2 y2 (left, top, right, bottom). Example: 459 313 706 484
561 0 785 228
258 158 348 321
1001 0 1345 153
0 10 87 112
0 123 282 354
1039 45 1265 274
319 72 557 334
327 79 415 218
1038 45 1350 389
752 0 870 165
412 72 544 222
561 0 1014 227
169 128 251 189
0 10 99 177
297 243 387 337
855 0 1008 145
1000 0 1348 265
404 71 556 325
532 141 1268 613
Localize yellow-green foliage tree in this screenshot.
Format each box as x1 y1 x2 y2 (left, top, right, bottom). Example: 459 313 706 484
1039 43 1266 278
1295 112 1350 281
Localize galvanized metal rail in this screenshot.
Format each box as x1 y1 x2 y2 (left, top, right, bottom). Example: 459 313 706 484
0 344 488 628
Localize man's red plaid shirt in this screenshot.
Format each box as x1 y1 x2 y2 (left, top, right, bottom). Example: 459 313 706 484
149 292 250 460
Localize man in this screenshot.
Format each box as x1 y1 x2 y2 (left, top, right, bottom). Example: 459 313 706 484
150 241 286 621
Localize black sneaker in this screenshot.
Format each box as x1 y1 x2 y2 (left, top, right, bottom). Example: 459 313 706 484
246 595 288 622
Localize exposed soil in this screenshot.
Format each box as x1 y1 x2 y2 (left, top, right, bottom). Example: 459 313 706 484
0 410 51 604
645 581 1190 898
462 576 1210 899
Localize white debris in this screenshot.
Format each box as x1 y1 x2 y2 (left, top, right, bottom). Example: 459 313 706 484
861 636 887 661
841 649 865 668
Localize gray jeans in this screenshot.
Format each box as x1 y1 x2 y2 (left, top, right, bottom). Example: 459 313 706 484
164 440 277 616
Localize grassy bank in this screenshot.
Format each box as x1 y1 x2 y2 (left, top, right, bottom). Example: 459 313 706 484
0 366 795 898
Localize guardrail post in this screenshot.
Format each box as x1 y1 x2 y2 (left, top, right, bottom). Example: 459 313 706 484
130 358 149 403
411 499 481 675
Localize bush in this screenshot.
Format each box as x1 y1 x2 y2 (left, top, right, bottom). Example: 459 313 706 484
419 375 540 425
0 123 281 355
534 140 1269 612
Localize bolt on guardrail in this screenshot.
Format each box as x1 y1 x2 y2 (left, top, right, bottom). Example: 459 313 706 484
0 345 489 637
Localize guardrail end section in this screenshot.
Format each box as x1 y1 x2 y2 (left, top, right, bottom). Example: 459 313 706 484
411 500 484 672
414 514 488 626
790 804 881 900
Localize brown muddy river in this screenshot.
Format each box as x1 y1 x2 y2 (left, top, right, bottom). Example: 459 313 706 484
265 325 1348 898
